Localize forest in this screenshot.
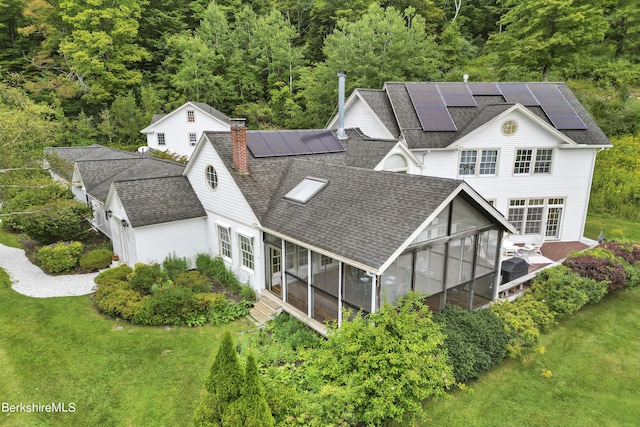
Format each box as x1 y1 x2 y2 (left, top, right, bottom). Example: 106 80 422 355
1 0 639 145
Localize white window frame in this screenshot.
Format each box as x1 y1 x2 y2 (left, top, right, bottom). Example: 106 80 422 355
507 197 565 236
157 133 166 146
189 132 197 146
217 226 232 259
239 234 254 271
514 148 554 175
205 165 218 191
459 149 498 177
187 109 195 122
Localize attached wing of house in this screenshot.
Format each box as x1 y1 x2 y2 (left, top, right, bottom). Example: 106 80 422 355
328 81 612 245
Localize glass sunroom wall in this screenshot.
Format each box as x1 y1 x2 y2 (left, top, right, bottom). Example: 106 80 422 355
380 252 412 305
311 252 339 322
284 242 309 313
445 236 475 309
343 264 373 314
472 229 500 306
414 243 446 310
451 197 492 234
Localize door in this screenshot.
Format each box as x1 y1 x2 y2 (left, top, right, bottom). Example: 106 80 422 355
267 246 282 297
545 207 562 239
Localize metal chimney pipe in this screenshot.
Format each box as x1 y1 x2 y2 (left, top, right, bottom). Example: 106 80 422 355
337 71 347 140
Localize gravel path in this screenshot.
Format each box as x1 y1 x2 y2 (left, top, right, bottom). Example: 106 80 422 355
0 243 98 298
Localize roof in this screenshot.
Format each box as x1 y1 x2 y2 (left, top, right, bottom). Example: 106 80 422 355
76 157 185 202
113 176 206 227
354 82 612 150
141 101 231 133
44 145 141 180
204 128 510 271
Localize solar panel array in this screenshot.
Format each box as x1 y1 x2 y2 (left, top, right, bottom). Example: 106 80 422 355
405 83 457 131
246 130 346 158
405 82 587 131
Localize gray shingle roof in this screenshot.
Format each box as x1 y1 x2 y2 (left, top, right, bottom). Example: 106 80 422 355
77 157 185 202
359 82 613 150
45 145 141 180
206 129 468 270
114 176 206 227
261 161 463 270
192 102 231 124
357 89 401 138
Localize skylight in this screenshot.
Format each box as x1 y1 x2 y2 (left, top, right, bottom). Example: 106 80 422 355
284 178 327 203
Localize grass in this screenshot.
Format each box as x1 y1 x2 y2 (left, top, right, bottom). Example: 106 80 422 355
585 212 640 242
0 226 21 248
422 286 640 426
0 287 256 426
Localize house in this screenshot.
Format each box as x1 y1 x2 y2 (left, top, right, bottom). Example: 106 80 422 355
46 122 516 330
182 121 516 328
140 101 231 158
326 80 613 247
45 145 208 266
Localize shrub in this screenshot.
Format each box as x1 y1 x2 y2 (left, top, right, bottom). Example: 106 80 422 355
301 292 453 425
433 305 509 383
602 241 640 264
529 265 606 318
0 184 73 232
193 293 226 313
79 249 113 271
128 263 170 294
162 253 188 280
175 270 211 293
147 284 197 326
490 293 556 358
94 280 142 319
207 300 252 325
239 284 256 302
20 199 92 244
94 265 133 285
196 253 242 291
37 241 84 274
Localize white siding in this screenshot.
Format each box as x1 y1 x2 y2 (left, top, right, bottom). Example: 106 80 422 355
186 139 265 291
133 218 210 268
341 98 393 139
144 105 229 158
417 111 598 243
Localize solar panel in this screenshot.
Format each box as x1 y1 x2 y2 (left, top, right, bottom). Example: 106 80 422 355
528 84 587 130
437 84 477 106
246 130 345 158
499 83 539 106
468 83 502 96
406 83 457 131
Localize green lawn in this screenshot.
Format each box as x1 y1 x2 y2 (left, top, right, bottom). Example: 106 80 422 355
0 288 256 426
585 212 640 242
0 226 21 248
423 286 640 426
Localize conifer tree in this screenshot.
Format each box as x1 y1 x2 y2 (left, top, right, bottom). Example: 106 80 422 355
203 331 244 423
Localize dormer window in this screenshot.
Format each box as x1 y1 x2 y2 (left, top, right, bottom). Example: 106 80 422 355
187 110 195 122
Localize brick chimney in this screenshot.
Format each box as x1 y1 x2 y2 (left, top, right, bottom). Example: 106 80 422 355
230 118 249 175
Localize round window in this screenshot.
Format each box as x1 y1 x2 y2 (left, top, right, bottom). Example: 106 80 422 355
205 165 218 190
501 119 518 136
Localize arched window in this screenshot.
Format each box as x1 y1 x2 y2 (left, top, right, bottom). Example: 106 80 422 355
383 154 408 173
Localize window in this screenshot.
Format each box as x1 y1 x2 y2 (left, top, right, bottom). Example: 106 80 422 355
514 149 553 175
458 150 498 176
508 198 564 236
205 165 218 190
239 235 254 270
534 149 553 174
217 226 231 258
459 150 477 175
189 132 197 146
187 110 195 122
285 178 327 203
513 149 533 174
383 154 408 173
501 119 518 136
157 133 166 146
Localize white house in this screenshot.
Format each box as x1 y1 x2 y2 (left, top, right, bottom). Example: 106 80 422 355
327 81 613 246
140 101 231 158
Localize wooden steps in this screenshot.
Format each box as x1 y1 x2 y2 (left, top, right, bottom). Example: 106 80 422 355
249 293 283 326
